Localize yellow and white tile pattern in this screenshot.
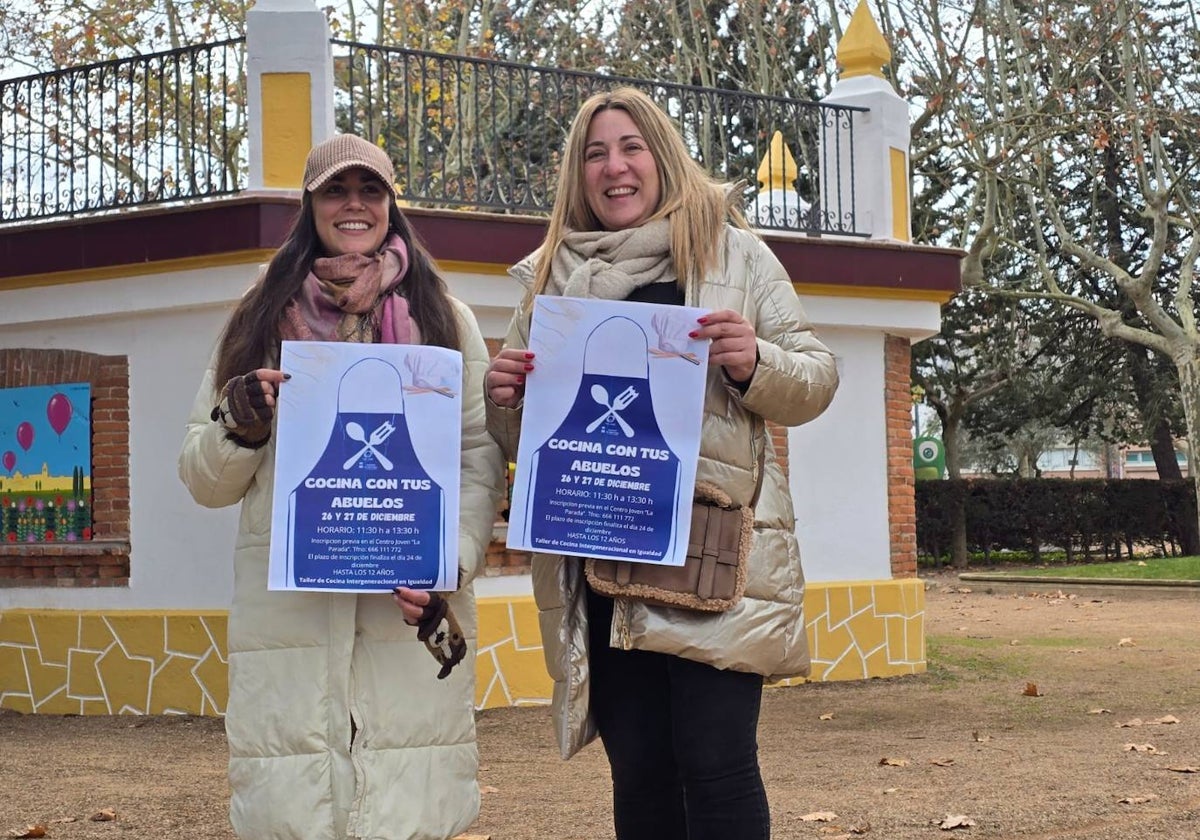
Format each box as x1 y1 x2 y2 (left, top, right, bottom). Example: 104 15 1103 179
0 579 923 715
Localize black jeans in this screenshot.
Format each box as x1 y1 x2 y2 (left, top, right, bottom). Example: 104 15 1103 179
587 587 771 840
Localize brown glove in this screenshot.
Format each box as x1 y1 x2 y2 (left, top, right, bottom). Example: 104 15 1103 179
413 592 467 680
210 372 275 448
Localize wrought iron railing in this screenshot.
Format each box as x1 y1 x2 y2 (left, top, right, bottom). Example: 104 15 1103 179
1 38 866 235
332 41 865 236
0 39 245 224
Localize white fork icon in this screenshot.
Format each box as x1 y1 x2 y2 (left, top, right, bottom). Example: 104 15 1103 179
585 384 638 437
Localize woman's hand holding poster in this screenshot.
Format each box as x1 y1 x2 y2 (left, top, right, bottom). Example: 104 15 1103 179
507 296 708 566
268 341 462 592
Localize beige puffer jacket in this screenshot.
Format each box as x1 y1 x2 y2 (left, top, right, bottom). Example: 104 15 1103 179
179 297 504 840
487 226 839 758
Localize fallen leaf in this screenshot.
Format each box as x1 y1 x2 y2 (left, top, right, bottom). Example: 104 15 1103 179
882 788 899 794
7 827 47 839
479 785 500 795
848 823 872 835
1009 639 1021 646
1117 637 1136 647
879 757 910 767
931 758 956 767
49 818 77 824
1087 708 1112 715
1116 718 1145 728
1118 794 1158 805
1022 682 1044 697
1124 743 1165 754
937 814 976 830
1166 766 1200 773
819 712 836 721
89 809 116 822
801 811 838 822
1153 715 1180 725
1136 561 1147 566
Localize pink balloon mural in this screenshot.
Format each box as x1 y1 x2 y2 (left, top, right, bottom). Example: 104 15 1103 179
47 392 73 436
15 421 34 452
2 451 13 473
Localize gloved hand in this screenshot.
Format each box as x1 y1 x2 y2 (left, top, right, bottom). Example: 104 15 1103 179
210 372 275 448
413 592 467 680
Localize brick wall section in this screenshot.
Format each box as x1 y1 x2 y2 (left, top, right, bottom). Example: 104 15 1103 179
884 334 918 578
0 350 131 587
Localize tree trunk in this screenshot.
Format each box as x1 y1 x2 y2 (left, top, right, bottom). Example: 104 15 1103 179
1175 354 1200 558
941 409 970 568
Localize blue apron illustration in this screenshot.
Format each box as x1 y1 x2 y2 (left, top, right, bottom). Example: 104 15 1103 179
287 357 444 589
521 316 682 562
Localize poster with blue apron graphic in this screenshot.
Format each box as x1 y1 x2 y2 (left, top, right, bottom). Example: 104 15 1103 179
507 296 708 566
267 341 462 592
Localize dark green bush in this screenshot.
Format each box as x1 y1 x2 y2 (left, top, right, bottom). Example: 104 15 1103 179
916 478 1196 564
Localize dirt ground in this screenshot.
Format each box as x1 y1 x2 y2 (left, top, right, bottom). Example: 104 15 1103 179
3 570 1199 839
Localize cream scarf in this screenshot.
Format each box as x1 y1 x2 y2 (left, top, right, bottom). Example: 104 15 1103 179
546 219 676 299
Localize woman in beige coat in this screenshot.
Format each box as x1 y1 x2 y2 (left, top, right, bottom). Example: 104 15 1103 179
486 88 838 839
179 134 503 840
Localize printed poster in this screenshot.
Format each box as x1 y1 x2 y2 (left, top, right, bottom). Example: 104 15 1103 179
507 296 709 566
268 341 462 592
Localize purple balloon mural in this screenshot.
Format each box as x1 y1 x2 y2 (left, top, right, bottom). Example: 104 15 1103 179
2 450 13 473
16 421 34 451
47 392 73 436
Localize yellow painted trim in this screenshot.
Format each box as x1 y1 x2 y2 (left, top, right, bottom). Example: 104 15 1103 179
795 282 954 303
436 259 513 276
435 262 952 302
890 147 910 242
0 250 277 290
261 73 312 190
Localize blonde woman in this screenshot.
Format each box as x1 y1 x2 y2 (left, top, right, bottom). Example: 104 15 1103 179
486 88 839 839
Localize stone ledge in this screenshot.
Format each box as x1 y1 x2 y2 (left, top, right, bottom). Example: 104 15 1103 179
958 573 1200 600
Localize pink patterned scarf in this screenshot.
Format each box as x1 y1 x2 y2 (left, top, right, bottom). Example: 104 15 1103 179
280 235 421 345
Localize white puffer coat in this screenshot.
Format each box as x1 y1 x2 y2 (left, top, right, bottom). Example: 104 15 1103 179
487 226 839 759
179 297 504 840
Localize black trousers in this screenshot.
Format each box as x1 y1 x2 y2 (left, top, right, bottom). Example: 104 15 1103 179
586 587 771 840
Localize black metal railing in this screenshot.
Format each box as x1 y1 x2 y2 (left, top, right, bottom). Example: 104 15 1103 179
0 39 246 224
332 42 865 236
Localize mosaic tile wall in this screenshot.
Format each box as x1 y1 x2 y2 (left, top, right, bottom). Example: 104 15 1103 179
0 579 924 714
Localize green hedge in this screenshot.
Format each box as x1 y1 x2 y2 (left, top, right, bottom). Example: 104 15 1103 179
915 478 1197 562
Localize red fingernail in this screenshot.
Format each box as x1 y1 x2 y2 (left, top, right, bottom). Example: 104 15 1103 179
697 317 708 324
516 375 525 384
282 373 292 381
688 331 699 339
524 352 535 359
524 363 534 371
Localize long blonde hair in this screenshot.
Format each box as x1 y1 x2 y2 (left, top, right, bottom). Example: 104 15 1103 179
530 86 749 298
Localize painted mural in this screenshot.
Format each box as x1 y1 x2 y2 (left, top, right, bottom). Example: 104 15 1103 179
0 383 92 543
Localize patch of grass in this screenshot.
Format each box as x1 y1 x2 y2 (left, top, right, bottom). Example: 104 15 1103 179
1017 635 1091 649
926 636 1031 685
1003 555 1200 580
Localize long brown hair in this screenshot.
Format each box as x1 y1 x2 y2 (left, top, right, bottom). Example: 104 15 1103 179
214 198 460 387
531 86 750 299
